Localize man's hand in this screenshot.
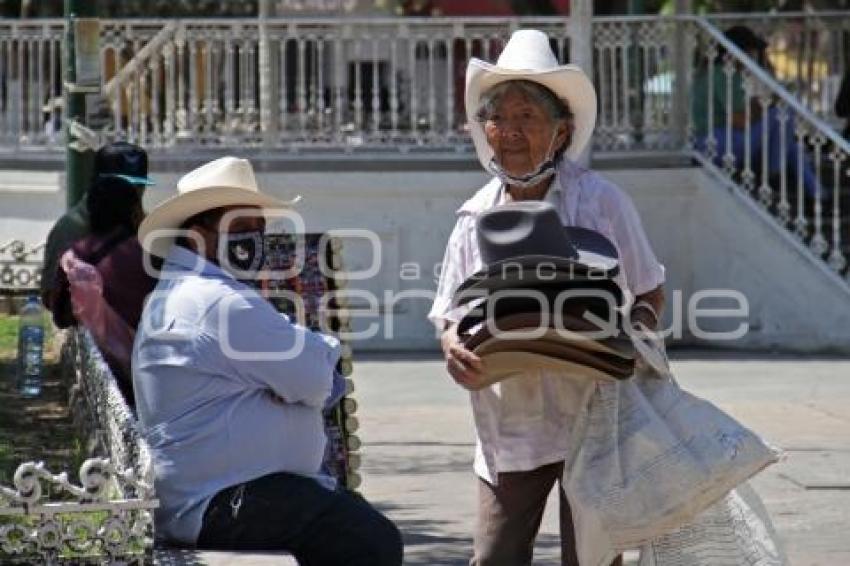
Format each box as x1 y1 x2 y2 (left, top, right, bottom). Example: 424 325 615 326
440 323 484 390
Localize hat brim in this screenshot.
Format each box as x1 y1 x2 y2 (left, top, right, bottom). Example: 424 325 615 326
454 225 620 303
454 257 620 304
465 58 597 170
456 281 624 335
102 173 156 186
474 337 634 379
473 351 615 390
138 186 298 258
462 311 635 359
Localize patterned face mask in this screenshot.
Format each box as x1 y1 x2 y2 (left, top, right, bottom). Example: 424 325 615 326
222 230 265 280
486 129 560 189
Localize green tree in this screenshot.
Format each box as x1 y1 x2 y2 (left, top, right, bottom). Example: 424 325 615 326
0 0 259 18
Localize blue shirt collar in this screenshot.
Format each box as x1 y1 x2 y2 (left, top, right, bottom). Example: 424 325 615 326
163 245 236 281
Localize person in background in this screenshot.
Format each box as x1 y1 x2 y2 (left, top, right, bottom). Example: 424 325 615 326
40 142 154 309
51 175 156 403
691 25 821 199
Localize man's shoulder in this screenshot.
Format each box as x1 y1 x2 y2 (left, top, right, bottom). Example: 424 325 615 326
145 271 237 320
47 208 90 247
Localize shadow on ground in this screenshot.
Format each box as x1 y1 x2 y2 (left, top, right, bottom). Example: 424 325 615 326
371 501 563 566
0 357 82 484
362 445 473 476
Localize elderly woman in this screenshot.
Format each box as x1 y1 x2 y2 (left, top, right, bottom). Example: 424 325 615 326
428 30 664 566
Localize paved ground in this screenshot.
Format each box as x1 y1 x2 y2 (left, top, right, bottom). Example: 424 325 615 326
178 350 850 565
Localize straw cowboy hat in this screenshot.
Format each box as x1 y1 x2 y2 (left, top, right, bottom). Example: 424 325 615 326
465 28 598 168
138 156 299 258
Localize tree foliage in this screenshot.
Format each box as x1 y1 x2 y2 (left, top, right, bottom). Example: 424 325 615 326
0 0 259 18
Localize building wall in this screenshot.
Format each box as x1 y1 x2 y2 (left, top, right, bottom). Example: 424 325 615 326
4 162 849 352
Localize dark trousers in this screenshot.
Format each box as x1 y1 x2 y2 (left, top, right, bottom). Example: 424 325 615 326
471 462 622 566
197 471 403 566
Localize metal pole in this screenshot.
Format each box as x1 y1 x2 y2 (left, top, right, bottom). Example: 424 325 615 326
258 0 278 147
64 0 96 210
568 0 593 167
672 0 693 148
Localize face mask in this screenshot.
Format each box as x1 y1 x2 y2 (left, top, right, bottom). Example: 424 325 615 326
486 129 560 189
221 230 265 280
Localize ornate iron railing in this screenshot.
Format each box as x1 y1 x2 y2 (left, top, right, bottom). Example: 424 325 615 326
0 239 44 292
0 19 65 150
0 331 157 564
0 459 155 563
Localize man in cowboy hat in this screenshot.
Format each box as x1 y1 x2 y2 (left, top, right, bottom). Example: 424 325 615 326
41 141 155 311
132 157 402 564
429 29 665 565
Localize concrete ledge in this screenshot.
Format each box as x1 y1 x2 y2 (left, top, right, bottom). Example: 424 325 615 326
0 170 62 193
155 548 297 565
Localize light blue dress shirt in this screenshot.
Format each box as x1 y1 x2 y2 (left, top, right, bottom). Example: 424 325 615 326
132 246 340 544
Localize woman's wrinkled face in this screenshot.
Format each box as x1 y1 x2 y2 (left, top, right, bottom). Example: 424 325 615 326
482 87 569 177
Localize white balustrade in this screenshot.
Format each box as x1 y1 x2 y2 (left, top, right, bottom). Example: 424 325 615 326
0 13 845 156
89 17 574 152
0 20 64 147
688 16 850 281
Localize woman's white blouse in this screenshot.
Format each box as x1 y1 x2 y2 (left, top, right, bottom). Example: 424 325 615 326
428 158 665 483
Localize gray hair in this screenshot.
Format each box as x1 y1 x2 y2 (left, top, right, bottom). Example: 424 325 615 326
474 80 573 124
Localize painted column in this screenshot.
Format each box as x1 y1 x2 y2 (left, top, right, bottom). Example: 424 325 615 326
568 0 593 167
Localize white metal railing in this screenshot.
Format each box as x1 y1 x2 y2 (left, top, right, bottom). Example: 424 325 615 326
687 16 850 281
705 11 850 124
592 16 682 152
0 14 846 156
99 17 573 152
590 11 850 152
0 19 65 149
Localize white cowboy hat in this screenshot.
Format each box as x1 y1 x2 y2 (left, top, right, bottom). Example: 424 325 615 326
465 29 597 168
138 156 300 258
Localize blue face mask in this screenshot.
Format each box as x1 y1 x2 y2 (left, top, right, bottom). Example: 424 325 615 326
486 130 560 189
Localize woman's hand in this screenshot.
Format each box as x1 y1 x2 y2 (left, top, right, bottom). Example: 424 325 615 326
440 323 484 390
630 286 665 332
629 304 659 332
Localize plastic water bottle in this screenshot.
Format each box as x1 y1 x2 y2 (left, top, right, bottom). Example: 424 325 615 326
17 295 44 397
